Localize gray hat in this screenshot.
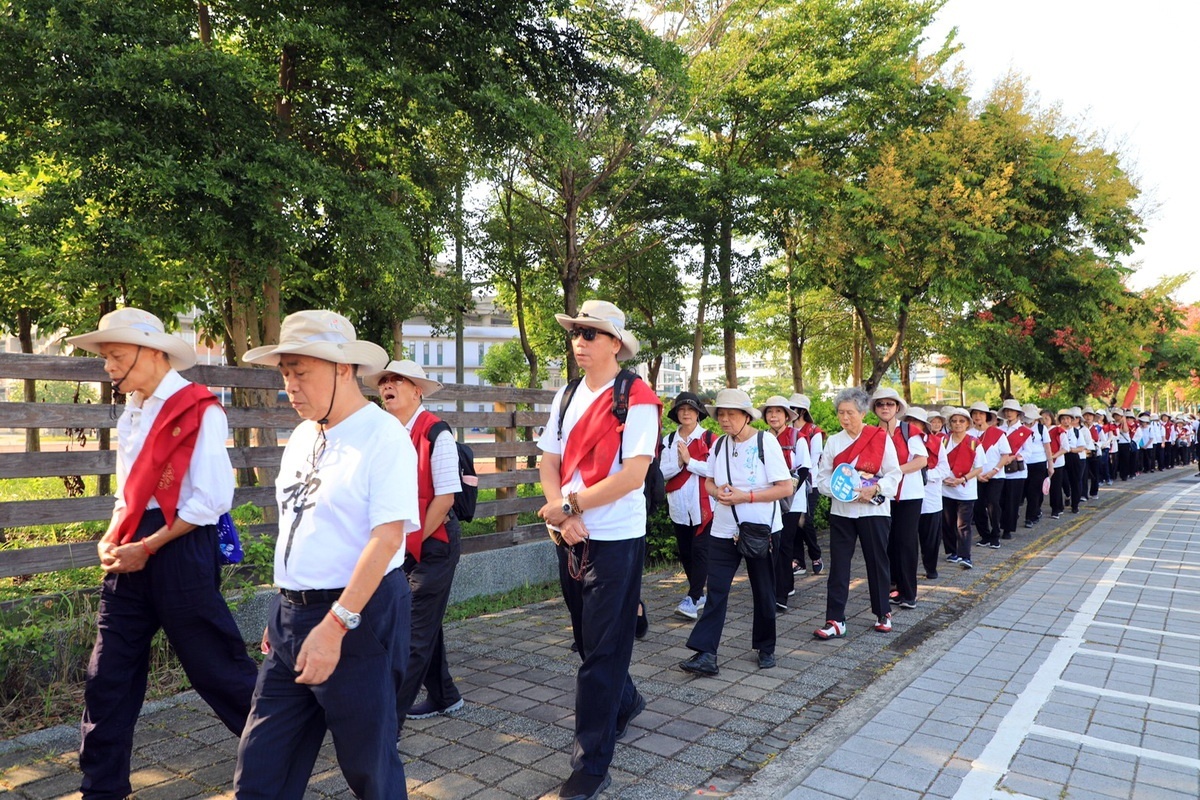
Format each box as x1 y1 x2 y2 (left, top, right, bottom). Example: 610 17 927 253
706 388 761 421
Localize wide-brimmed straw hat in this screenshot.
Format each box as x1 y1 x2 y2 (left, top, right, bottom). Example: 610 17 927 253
1056 408 1074 420
903 406 929 426
1082 406 1097 416
668 392 708 424
1068 406 1083 418
705 388 760 421
554 300 639 361
361 359 443 395
999 399 1023 414
759 396 798 423
242 310 388 370
870 387 908 418
66 308 196 371
968 401 996 419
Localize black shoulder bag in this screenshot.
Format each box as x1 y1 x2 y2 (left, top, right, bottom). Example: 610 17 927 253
721 432 773 559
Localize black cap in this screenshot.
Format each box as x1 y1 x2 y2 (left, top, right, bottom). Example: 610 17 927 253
668 392 709 424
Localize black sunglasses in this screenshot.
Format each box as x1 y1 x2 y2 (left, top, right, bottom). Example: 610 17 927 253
568 328 612 341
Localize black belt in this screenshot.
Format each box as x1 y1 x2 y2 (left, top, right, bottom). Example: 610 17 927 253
279 587 344 605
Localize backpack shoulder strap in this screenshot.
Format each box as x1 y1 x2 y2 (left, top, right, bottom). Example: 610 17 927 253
611 369 637 424
667 430 676 447
757 430 765 464
556 378 583 440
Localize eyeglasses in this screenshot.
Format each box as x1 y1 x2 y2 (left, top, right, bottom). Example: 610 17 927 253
875 400 899 408
568 328 612 342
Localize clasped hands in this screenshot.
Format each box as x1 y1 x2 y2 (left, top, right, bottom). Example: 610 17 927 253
538 501 590 545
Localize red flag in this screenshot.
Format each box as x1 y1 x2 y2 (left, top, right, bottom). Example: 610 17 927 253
1121 382 1140 409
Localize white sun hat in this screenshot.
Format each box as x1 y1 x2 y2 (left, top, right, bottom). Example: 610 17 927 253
66 307 197 371
242 310 388 370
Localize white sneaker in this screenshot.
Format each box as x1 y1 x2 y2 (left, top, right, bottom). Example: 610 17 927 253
696 595 706 614
674 596 698 620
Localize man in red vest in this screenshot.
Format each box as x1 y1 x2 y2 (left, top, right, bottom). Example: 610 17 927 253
366 359 465 729
67 308 259 800
537 300 661 800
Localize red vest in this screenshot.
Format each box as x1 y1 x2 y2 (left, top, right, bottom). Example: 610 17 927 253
795 422 824 446
833 426 887 474
560 378 661 487
665 430 713 530
408 409 451 561
775 426 799 469
980 426 1004 451
111 382 221 545
945 436 979 478
925 433 942 469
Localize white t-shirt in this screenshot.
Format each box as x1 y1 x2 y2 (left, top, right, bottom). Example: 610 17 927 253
537 378 659 541
1023 423 1051 465
403 407 462 497
921 436 949 514
274 403 420 591
942 436 988 502
706 431 792 538
783 430 812 513
997 422 1030 480
978 427 1012 479
1051 429 1068 467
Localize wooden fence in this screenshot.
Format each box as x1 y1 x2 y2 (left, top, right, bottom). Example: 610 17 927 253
0 353 558 579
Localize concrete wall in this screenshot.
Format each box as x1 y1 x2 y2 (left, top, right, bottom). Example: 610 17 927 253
228 539 560 640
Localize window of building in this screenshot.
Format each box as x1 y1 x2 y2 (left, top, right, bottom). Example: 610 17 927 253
436 341 444 366
478 342 486 364
422 342 429 366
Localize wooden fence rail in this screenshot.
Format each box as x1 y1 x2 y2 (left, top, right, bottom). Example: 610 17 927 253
0 352 558 578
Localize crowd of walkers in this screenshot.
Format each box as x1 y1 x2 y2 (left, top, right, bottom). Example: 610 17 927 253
664 387 1200 660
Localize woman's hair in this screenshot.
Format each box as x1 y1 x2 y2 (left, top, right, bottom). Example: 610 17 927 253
833 387 870 414
795 407 813 423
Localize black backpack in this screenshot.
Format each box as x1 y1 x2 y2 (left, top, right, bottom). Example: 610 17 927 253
428 421 479 522
558 369 665 515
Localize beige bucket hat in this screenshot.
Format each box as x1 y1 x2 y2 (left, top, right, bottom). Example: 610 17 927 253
999 399 1023 414
870 387 908 418
242 310 388 370
968 401 996 419
66 308 197 371
903 406 929 426
946 407 971 422
554 300 639 361
788 393 811 411
759 396 798 422
361 359 443 395
1021 403 1041 422
705 388 761 421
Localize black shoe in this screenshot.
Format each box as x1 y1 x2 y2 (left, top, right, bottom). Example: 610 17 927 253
559 769 611 800
679 651 719 676
812 558 823 575
988 542 1001 549
757 651 776 669
635 601 648 640
926 571 938 580
775 602 787 613
1001 532 1012 540
1024 522 1035 529
615 692 646 739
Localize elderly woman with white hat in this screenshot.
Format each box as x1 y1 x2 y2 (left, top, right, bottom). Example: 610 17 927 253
660 392 715 621
813 387 902 639
917 408 950 581
1018 403 1054 529
789 393 824 578
236 310 419 798
1112 408 1135 481
1046 410 1071 519
67 308 260 800
940 407 986 568
1062 407 1093 514
678 389 793 676
968 401 1012 549
995 399 1033 542
761 395 810 611
871 389 927 611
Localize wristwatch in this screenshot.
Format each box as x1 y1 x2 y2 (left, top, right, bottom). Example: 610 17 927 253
330 602 361 630
561 500 574 517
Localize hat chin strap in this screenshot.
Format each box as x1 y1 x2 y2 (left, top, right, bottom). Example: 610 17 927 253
317 363 338 428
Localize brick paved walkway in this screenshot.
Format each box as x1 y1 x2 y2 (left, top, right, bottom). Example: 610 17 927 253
1 469 1182 799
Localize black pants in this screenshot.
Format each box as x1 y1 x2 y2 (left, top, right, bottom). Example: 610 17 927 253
887 499 922 605
396 520 462 728
1049 465 1065 514
918 511 942 578
974 478 1003 544
824 514 890 623
795 489 823 569
1064 453 1084 512
1117 443 1134 480
776 511 802 604
81 511 258 800
1023 462 1048 524
674 520 711 602
1098 450 1112 482
688 533 777 656
1086 455 1100 497
942 498 975 563
1000 476 1026 535
1156 442 1167 471
1140 447 1156 474
235 570 411 800
556 536 644 776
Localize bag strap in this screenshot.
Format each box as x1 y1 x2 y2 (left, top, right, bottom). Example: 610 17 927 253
725 434 741 526
556 378 583 441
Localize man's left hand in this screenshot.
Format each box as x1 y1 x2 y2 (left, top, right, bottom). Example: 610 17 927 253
538 500 570 527
295 616 345 685
102 542 150 574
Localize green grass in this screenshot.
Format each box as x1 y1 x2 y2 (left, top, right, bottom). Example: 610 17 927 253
443 580 561 622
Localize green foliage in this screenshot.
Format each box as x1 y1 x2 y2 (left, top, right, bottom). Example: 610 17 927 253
442 581 562 623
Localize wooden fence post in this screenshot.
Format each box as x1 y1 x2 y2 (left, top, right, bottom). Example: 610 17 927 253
493 398 518 533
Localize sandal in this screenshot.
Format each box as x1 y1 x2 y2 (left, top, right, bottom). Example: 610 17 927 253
813 620 846 640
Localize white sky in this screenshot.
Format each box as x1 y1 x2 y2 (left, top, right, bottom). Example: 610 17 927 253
924 0 1200 302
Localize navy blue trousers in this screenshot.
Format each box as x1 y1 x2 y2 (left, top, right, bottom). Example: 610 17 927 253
80 510 258 800
688 533 778 657
942 498 974 563
824 514 890 623
887 499 921 605
673 520 711 603
396 519 462 727
234 569 410 800
556 536 644 776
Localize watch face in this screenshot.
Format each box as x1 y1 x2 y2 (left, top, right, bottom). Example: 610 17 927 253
562 502 573 515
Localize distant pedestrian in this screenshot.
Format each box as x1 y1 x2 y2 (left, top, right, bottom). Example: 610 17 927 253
660 392 714 621
940 408 986 569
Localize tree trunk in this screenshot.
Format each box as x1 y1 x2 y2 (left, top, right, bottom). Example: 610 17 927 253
391 319 404 358
689 236 713 393
648 356 661 392
96 296 117 496
17 308 40 453
718 206 736 387
851 314 862 388
561 171 582 381
197 3 211 43
785 255 804 392
900 349 912 404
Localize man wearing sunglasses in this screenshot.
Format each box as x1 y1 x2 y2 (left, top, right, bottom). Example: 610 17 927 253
537 300 661 800
237 310 420 799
